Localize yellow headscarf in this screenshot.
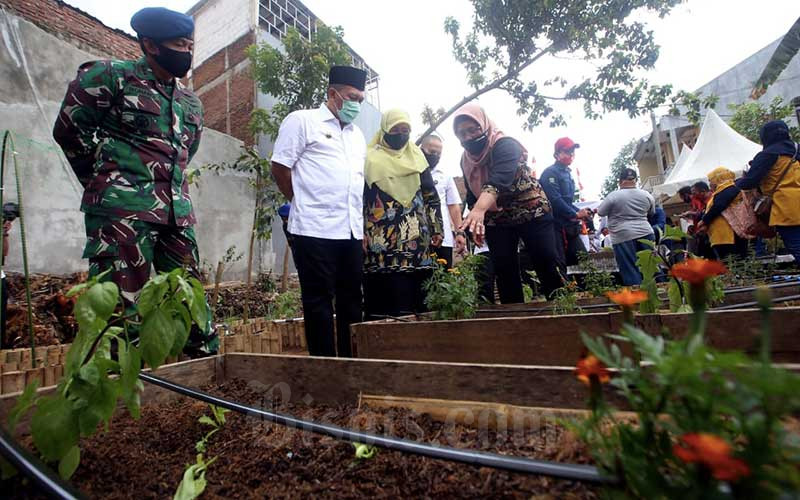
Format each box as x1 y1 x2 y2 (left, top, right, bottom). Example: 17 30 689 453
707 167 736 194
365 109 428 207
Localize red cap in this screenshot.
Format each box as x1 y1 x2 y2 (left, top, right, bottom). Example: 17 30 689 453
554 137 580 152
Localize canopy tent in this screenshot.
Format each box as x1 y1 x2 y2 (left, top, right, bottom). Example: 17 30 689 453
653 109 762 201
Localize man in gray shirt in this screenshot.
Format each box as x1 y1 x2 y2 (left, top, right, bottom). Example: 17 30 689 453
596 168 655 285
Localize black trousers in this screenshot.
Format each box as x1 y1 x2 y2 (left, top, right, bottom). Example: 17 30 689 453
485 218 563 303
291 235 362 357
363 270 432 320
475 251 496 304
433 246 454 269
713 237 749 261
553 223 583 277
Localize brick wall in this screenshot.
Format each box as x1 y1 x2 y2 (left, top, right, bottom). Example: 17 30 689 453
192 31 256 145
190 0 252 67
0 0 140 60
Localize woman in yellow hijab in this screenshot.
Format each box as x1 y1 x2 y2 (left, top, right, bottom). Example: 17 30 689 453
697 167 749 260
363 109 444 319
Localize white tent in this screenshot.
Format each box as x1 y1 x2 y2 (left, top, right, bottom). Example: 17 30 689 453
653 109 761 199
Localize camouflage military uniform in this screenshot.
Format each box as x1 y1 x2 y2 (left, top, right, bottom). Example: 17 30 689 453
53 57 217 353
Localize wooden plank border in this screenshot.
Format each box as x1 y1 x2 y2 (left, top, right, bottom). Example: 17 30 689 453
351 307 800 366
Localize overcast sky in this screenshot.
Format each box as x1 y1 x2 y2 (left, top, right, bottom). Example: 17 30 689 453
65 0 799 198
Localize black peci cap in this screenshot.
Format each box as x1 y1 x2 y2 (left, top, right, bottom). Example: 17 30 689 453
329 66 367 91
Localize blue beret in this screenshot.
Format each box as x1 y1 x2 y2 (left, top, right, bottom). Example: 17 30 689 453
131 7 194 40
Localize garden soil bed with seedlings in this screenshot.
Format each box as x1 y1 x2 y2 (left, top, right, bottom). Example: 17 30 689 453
3 354 608 499
10 378 597 499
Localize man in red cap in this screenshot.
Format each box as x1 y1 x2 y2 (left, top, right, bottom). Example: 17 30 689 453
540 137 592 277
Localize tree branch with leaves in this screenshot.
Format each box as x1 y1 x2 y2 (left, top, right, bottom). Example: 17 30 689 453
416 0 681 144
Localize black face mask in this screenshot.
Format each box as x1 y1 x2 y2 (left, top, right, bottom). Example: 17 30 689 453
154 43 193 78
423 151 441 168
384 132 410 150
462 133 488 155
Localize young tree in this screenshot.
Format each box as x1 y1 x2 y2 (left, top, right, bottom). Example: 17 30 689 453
601 139 639 197
416 0 681 143
728 97 800 143
248 25 352 141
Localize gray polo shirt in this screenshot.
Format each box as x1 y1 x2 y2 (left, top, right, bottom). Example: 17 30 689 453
596 187 655 244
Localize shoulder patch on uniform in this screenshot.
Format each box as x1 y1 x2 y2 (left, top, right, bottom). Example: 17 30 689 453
548 177 556 183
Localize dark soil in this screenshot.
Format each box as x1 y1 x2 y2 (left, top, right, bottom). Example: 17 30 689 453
9 379 598 499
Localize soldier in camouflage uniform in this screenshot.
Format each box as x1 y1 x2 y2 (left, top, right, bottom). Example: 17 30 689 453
53 7 217 354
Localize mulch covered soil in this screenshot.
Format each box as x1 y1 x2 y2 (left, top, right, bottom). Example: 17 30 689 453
11 379 598 499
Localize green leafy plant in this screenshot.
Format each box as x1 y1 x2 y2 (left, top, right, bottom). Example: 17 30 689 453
729 96 800 143
2 269 207 479
352 442 377 460
578 252 616 297
195 405 230 453
267 289 302 320
173 404 229 499
552 282 583 316
636 226 693 313
424 255 482 320
574 264 800 498
174 454 217 500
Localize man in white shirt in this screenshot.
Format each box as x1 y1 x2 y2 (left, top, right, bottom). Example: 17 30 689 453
420 135 466 267
270 66 368 358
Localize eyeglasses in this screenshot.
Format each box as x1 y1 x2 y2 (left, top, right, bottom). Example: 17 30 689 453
455 125 482 141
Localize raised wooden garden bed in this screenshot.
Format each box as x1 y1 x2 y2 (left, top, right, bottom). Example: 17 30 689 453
1 354 605 498
350 306 800 366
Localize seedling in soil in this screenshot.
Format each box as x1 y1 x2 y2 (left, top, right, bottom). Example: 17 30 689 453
174 454 217 500
352 442 377 460
195 405 230 453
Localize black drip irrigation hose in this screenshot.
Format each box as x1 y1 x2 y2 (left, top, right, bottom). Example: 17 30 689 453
0 426 83 499
139 372 617 485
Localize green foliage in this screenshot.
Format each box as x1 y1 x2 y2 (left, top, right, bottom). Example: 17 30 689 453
420 104 446 131
5 269 207 479
423 0 681 137
722 248 779 288
174 454 217 500
751 17 800 99
552 282 583 316
636 243 662 314
601 139 640 197
669 90 720 126
522 283 534 303
728 96 800 144
247 25 351 141
576 302 800 498
424 255 482 320
195 404 229 453
266 289 302 320
578 252 616 297
204 147 284 242
352 442 378 460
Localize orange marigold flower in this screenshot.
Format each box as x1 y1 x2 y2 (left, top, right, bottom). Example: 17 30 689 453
606 287 649 308
673 433 750 482
574 354 610 386
670 259 728 285
436 258 448 265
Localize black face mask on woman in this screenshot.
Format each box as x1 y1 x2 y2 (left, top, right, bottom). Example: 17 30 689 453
384 132 410 150
462 132 488 155
154 43 193 78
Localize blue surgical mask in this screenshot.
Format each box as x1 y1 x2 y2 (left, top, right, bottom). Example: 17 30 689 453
334 89 361 124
